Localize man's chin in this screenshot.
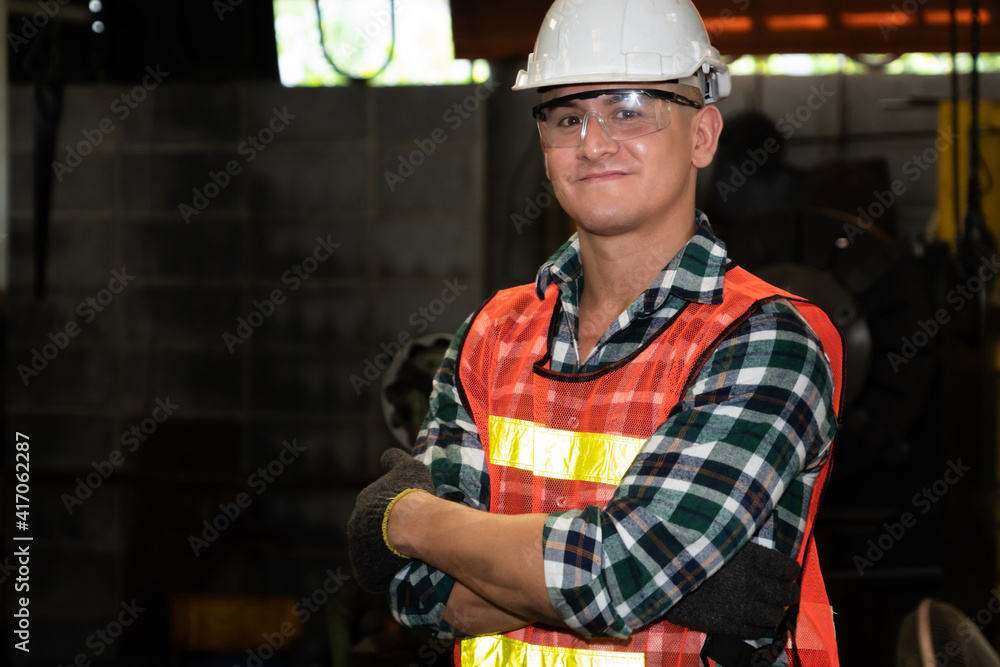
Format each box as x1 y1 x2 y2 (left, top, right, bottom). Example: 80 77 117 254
573 213 642 238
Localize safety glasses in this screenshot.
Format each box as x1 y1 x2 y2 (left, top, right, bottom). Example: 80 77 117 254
532 88 703 148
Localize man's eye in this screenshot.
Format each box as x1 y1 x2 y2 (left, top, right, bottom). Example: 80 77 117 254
554 114 583 128
612 108 644 121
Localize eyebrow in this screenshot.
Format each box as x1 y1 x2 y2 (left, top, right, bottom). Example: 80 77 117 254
550 93 632 105
533 89 654 118
532 88 701 118
599 93 633 104
545 98 584 110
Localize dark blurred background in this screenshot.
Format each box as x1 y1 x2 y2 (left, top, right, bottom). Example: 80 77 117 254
3 0 1000 665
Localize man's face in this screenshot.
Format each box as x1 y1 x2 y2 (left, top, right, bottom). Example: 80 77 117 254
539 82 713 238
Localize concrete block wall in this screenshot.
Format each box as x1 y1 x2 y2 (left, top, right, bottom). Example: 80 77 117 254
6 81 485 664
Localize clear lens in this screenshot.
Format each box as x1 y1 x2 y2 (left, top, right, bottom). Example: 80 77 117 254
537 91 673 148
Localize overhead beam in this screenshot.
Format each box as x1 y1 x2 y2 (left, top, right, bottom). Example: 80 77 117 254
451 0 1000 60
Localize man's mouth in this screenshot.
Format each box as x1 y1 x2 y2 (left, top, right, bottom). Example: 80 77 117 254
579 171 627 182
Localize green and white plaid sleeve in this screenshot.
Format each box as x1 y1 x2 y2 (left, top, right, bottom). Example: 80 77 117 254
541 299 838 639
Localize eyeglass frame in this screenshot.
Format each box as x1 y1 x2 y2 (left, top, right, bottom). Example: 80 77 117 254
531 88 704 147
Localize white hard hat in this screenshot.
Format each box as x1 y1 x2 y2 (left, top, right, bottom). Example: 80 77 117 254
513 0 732 104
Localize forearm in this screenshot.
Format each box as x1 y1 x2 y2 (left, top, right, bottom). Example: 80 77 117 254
387 491 562 626
444 582 533 636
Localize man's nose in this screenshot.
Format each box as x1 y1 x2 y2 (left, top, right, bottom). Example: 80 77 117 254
579 111 619 155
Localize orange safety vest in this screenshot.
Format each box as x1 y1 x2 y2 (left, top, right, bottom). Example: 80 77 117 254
454 266 843 667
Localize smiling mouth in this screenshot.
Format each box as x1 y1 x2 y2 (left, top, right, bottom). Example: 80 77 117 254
579 171 627 182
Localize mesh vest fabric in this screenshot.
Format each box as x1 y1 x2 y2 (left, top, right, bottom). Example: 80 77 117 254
454 266 843 667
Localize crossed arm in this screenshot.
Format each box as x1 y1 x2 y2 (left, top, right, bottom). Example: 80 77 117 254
387 493 554 633
385 301 836 638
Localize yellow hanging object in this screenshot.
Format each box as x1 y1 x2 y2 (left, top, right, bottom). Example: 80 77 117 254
937 100 1000 246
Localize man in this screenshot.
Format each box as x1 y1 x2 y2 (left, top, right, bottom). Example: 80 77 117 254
349 1 843 665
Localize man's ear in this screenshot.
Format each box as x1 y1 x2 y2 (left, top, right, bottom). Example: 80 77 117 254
691 105 723 169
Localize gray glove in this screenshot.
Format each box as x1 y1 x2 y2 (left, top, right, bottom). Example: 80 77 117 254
664 542 800 639
347 448 436 594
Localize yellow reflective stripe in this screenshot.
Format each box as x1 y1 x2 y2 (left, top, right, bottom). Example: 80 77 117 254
488 416 645 486
460 634 644 667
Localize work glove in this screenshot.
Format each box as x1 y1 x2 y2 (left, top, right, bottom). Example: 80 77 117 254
347 448 436 594
663 542 801 639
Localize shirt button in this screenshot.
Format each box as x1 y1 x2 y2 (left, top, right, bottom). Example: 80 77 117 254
567 416 579 428
556 496 568 508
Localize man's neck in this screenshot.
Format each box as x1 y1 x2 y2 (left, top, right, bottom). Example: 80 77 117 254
577 213 697 309
573 210 698 361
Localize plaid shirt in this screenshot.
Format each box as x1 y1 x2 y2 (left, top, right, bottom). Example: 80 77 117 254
388 214 837 641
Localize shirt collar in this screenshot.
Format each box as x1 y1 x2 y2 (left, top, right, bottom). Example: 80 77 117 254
534 212 728 313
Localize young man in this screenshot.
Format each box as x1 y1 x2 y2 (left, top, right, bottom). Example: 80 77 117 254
349 1 843 665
